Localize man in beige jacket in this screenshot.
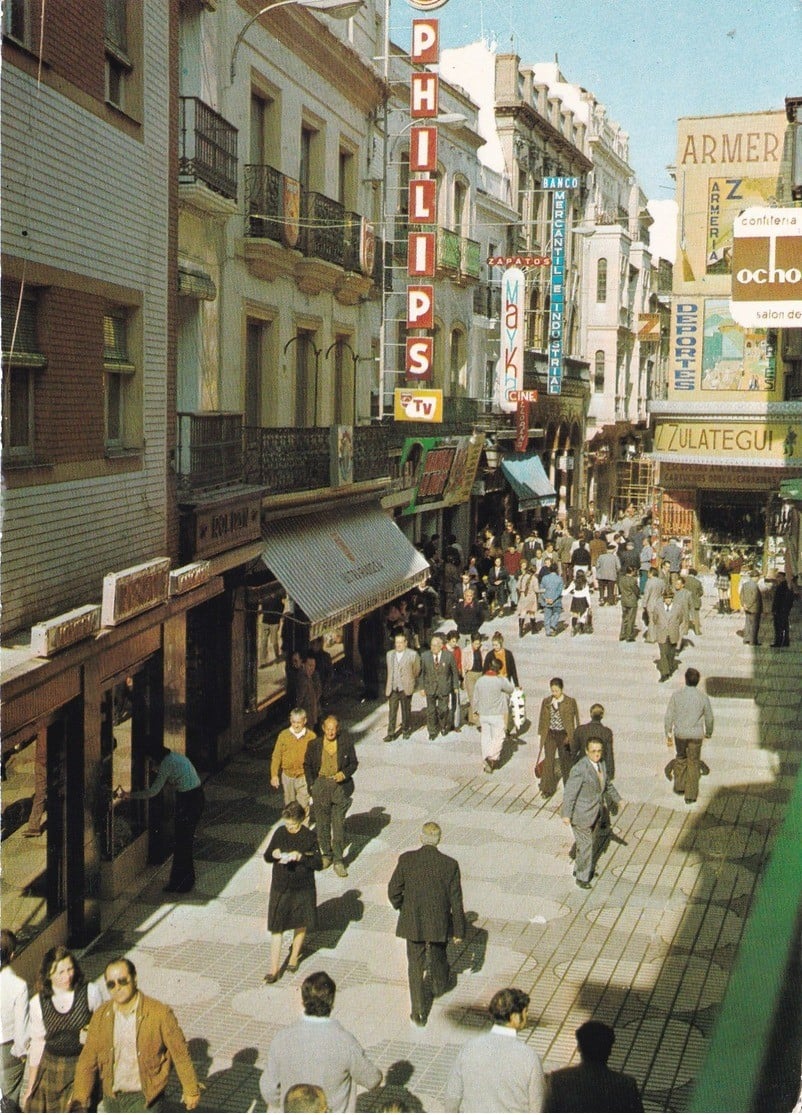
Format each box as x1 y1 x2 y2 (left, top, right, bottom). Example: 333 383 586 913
70 957 201 1112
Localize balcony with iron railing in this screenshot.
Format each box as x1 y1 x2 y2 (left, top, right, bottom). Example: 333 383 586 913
176 412 245 493
179 97 238 202
392 217 481 281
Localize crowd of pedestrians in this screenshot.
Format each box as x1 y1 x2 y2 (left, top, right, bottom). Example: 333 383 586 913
4 504 799 1113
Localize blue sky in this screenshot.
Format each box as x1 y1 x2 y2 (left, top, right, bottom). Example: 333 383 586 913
391 0 802 200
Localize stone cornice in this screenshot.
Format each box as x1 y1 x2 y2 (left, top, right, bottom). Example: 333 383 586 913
495 103 593 173
243 2 387 114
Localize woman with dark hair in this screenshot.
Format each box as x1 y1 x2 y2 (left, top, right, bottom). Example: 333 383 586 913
21 947 104 1111
566 569 594 635
263 801 323 984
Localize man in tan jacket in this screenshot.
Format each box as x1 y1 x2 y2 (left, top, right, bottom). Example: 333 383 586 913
271 707 317 812
70 957 201 1112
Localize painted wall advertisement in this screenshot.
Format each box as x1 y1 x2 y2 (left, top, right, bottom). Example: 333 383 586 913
669 295 779 398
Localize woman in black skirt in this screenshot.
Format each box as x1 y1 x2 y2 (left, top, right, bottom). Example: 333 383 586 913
263 801 322 983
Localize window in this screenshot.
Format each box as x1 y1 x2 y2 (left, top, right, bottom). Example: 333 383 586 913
103 308 136 448
450 326 466 392
104 0 132 111
596 257 608 302
594 350 606 393
453 179 467 234
300 126 314 191
245 320 264 428
2 285 44 461
293 329 318 427
338 149 355 209
3 0 31 46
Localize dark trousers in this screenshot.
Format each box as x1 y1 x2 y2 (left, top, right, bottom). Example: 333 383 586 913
540 729 571 796
311 777 351 862
599 580 616 605
673 737 703 802
657 639 677 679
1 1042 24 1112
387 689 412 735
405 939 449 1019
774 609 791 646
425 692 451 737
743 610 760 644
620 605 637 640
169 785 205 891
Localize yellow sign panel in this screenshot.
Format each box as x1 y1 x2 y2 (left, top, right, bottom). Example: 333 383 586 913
653 420 801 462
394 388 443 422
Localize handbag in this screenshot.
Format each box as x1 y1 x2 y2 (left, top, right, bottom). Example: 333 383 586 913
533 740 545 780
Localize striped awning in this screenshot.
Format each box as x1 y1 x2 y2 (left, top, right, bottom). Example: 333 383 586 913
261 505 430 638
501 453 557 510
178 263 217 301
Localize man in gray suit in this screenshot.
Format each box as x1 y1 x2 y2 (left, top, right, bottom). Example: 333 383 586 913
384 632 421 740
648 588 684 681
388 821 466 1026
419 634 460 740
561 739 621 889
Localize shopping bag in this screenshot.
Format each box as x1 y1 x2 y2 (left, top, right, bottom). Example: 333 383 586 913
510 686 526 732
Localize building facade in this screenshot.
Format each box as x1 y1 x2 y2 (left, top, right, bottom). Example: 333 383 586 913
649 109 802 571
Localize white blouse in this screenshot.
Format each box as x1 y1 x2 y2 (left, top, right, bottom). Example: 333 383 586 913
28 979 106 1067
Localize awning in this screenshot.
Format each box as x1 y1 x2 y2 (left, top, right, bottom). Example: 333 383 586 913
261 505 430 638
178 263 217 301
501 453 557 510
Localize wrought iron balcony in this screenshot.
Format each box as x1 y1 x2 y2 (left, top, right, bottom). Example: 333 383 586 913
243 425 392 493
302 192 346 266
245 163 292 243
179 98 238 201
176 412 244 492
461 237 481 279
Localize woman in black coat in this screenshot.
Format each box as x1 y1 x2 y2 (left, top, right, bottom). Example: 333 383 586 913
263 801 322 983
482 631 519 686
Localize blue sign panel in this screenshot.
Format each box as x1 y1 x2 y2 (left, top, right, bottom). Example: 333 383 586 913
547 188 567 395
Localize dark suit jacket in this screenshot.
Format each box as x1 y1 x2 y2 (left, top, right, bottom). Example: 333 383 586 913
388 844 466 942
572 721 615 776
538 694 579 744
482 647 519 687
545 1061 643 1112
304 735 358 796
419 648 459 697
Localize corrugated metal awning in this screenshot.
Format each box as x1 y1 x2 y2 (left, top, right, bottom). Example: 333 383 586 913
501 453 557 510
261 505 430 638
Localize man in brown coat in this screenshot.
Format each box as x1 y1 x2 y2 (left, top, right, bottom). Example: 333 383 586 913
70 957 201 1112
537 677 580 798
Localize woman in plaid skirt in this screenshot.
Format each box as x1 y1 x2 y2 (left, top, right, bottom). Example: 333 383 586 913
21 947 104 1111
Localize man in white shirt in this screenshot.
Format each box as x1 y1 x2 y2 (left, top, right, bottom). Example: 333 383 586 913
444 987 545 1112
0 929 29 1111
262 971 381 1112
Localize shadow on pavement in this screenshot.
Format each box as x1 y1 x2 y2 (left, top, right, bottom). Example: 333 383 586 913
357 1059 425 1113
310 888 364 954
188 1040 264 1113
346 805 391 866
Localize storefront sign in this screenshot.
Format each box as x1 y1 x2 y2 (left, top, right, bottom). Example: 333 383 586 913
394 387 443 422
653 420 802 462
731 207 802 326
496 266 525 412
101 558 171 627
515 398 530 452
670 299 701 392
487 255 551 268
441 434 484 506
660 462 795 490
545 187 569 394
193 494 262 558
31 604 101 658
169 561 211 597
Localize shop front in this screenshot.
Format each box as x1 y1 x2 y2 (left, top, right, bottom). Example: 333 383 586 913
242 500 431 722
0 562 223 979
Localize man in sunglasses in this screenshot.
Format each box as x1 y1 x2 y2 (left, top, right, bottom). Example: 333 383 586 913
70 957 201 1112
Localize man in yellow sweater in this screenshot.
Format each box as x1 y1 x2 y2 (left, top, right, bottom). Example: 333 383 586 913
271 708 317 815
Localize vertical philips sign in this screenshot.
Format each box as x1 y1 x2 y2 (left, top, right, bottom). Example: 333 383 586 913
547 184 568 394
496 267 525 412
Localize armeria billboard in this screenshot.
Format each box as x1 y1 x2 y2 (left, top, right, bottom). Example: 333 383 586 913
731 207 802 327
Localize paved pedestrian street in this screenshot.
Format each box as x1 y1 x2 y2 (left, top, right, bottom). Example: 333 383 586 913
83 591 801 1112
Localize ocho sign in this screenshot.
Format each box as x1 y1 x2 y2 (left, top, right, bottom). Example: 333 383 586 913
731 207 802 327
